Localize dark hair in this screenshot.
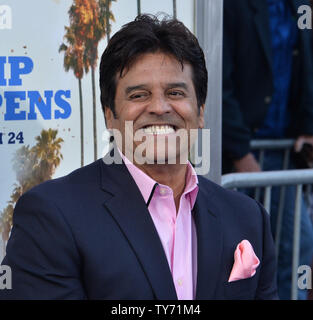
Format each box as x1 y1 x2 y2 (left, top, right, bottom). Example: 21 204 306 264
99 14 208 116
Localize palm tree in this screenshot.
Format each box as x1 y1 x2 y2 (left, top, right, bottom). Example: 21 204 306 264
60 25 86 167
137 0 141 15
173 0 177 19
85 0 115 161
0 205 13 254
0 129 64 252
32 129 64 181
69 0 100 162
76 0 101 162
67 0 115 161
99 0 115 43
12 145 37 191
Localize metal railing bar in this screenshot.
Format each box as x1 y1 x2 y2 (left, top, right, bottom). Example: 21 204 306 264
291 184 303 300
221 169 313 189
275 148 291 258
275 186 286 258
263 186 272 214
250 139 295 150
254 149 265 201
225 140 311 301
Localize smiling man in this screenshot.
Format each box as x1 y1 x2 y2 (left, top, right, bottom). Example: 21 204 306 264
105 52 204 212
0 14 278 300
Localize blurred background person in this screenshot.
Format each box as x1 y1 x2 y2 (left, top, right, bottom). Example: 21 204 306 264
222 0 313 299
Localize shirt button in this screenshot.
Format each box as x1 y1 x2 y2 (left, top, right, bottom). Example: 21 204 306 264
177 279 183 286
264 96 272 104
159 188 167 195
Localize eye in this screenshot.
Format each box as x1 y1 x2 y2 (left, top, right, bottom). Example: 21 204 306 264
129 92 149 100
168 90 185 98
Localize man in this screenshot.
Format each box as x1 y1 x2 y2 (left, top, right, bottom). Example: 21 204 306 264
0 15 278 300
222 0 313 299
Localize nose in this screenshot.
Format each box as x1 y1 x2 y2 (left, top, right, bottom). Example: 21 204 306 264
146 94 172 115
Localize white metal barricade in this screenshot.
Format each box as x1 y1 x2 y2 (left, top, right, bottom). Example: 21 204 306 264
222 165 313 300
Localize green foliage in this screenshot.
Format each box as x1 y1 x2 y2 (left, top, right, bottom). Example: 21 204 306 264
0 129 63 241
60 0 116 77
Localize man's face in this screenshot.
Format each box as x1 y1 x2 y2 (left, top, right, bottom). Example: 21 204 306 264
105 52 204 164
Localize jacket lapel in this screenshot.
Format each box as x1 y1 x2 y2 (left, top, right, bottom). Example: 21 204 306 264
99 152 177 300
250 0 273 71
194 181 223 299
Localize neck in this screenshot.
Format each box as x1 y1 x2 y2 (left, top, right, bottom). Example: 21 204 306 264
116 145 189 212
138 162 188 211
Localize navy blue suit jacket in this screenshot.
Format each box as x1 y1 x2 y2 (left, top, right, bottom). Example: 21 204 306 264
0 153 278 299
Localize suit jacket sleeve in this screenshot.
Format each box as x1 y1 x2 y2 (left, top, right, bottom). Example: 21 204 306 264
0 190 86 300
255 201 279 300
222 0 251 161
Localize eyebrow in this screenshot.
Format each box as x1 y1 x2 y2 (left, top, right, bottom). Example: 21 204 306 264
125 85 147 95
166 82 188 90
125 82 189 95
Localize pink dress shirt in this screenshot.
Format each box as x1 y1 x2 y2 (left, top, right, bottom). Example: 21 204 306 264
118 149 199 300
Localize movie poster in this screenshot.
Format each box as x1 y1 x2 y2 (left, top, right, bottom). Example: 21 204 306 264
0 0 195 261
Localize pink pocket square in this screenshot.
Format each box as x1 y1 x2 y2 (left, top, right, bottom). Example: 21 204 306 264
228 240 260 282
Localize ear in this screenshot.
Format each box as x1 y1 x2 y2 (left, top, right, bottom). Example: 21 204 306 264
198 104 205 129
104 107 114 129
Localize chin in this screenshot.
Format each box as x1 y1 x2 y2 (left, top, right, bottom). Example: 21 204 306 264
150 151 189 165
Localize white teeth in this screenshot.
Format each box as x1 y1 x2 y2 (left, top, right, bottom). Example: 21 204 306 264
143 125 175 135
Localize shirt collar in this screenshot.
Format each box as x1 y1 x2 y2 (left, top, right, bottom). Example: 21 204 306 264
117 148 199 208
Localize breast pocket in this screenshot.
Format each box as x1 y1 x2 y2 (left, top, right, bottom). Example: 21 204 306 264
223 277 256 300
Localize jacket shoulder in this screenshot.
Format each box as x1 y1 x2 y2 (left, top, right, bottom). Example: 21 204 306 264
197 175 257 204
197 175 266 223
24 159 103 196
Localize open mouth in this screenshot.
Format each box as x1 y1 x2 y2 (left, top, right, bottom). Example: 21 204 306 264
141 124 176 135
